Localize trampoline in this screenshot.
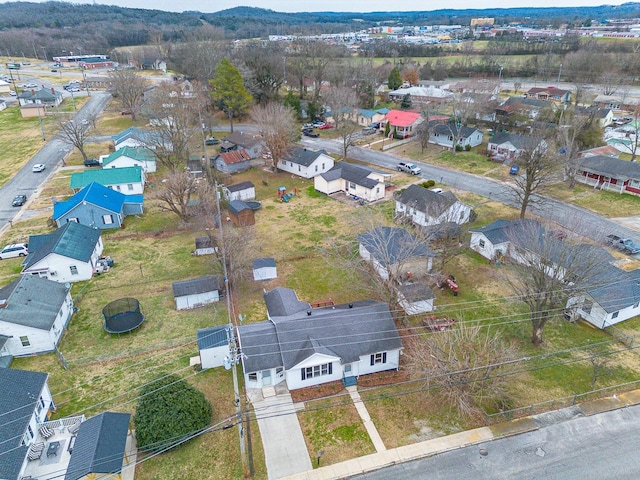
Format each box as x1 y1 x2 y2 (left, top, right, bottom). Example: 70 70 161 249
102 297 145 334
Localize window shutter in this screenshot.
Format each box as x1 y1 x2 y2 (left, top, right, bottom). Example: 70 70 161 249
383 352 387 363
329 363 332 375
301 369 306 381
370 355 374 366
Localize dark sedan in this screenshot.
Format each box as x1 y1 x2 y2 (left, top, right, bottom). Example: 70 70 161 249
12 195 27 207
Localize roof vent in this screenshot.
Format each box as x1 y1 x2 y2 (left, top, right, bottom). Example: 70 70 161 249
306 309 312 316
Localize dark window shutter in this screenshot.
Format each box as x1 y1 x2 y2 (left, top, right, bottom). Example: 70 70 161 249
301 369 306 381
370 355 374 366
383 352 387 363
329 363 332 374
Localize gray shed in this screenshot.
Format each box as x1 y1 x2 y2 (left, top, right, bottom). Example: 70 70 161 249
172 275 222 310
253 257 277 281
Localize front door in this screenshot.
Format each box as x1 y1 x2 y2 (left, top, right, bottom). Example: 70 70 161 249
344 364 352 376
262 369 272 386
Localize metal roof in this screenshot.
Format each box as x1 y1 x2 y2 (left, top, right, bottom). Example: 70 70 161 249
53 182 132 220
70 166 144 189
0 275 71 330
24 222 102 268
64 412 131 480
0 368 48 480
253 257 276 270
172 275 221 297
102 146 156 167
197 325 231 350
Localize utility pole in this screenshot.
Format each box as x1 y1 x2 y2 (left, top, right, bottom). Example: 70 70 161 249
557 63 563 84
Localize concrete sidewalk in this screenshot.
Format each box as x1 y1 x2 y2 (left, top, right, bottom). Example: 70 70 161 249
346 386 386 453
281 389 640 480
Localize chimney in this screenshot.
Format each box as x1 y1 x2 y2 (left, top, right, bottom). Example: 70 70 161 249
0 299 7 308
51 87 55 95
31 89 35 96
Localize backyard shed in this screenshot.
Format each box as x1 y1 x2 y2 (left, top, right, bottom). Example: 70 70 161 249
194 236 217 256
172 275 222 310
227 200 255 226
224 181 256 201
253 258 277 281
197 325 232 369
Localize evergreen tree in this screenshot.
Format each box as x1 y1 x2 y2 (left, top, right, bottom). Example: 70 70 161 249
401 93 412 110
388 66 402 90
210 59 252 132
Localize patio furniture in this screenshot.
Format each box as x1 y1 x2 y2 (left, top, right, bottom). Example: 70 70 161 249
46 441 60 458
27 442 44 461
68 420 82 435
39 425 54 439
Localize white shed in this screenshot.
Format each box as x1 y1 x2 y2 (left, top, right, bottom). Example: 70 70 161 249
194 236 218 256
253 258 277 281
197 325 231 369
172 275 221 310
224 181 256 202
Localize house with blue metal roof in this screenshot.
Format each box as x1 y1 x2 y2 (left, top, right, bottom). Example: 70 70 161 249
70 166 145 194
22 222 104 283
53 182 143 229
197 325 232 369
100 146 157 173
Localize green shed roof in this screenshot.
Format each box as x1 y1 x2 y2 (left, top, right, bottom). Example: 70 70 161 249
70 166 144 189
102 147 156 167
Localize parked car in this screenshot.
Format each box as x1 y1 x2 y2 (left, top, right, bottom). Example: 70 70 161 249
302 123 314 129
205 137 220 145
0 243 28 260
311 120 325 127
83 158 100 167
8 90 16 96
605 234 640 255
318 124 334 130
509 165 520 175
12 194 27 207
362 127 377 135
51 69 58 73
397 162 422 175
303 130 320 138
32 164 46 172
24 83 38 88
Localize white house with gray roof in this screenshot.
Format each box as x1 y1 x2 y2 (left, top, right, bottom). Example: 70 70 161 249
172 275 221 310
277 147 334 179
429 122 483 149
22 222 104 283
0 276 73 357
315 162 387 202
395 184 473 227
197 325 232 369
237 287 403 390
487 132 546 162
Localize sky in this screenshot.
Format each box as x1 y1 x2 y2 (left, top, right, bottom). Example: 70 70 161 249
0 0 632 14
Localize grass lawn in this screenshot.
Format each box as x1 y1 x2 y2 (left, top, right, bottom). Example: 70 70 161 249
543 182 640 218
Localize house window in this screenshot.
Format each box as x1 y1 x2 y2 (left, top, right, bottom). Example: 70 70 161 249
349 182 356 190
70 265 78 275
612 312 619 319
315 165 318 172
301 363 333 380
370 352 387 365
298 165 301 172
67 218 79 223
127 184 134 191
248 373 257 382
322 163 325 169
20 336 30 347
102 214 114 225
276 367 284 376
376 187 380 194
479 240 485 248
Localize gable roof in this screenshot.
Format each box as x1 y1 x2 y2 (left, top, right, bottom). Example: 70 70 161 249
24 222 101 269
111 127 160 146
0 368 49 480
385 109 422 128
226 181 255 192
18 88 62 101
470 218 542 245
489 132 540 150
431 122 480 139
197 325 231 350
264 287 310 318
320 162 381 189
389 86 453 99
578 155 640 182
223 131 263 148
53 182 129 220
195 236 215 249
578 145 620 158
396 184 461 217
399 282 435 302
358 226 436 266
499 96 552 110
64 412 130 480
0 276 71 330
253 257 276 270
228 200 251 216
527 86 570 96
216 149 251 165
101 146 156 167
70 166 143 189
586 265 640 314
238 299 402 373
282 147 329 167
172 275 221 297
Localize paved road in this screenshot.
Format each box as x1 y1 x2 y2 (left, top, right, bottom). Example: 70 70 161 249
303 136 640 245
351 403 640 480
0 91 110 231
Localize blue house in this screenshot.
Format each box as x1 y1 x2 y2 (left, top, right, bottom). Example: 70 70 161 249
53 182 143 229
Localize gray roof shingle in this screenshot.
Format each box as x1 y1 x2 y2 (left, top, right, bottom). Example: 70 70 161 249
320 162 380 189
578 155 640 182
396 184 460 217
430 122 480 139
226 181 255 192
172 275 221 298
24 222 101 269
264 287 310 318
358 226 436 267
489 132 540 151
282 147 329 167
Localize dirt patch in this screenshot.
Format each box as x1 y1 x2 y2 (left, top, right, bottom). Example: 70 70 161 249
291 380 345 403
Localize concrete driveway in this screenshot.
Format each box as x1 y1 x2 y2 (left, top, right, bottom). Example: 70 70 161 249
251 390 312 479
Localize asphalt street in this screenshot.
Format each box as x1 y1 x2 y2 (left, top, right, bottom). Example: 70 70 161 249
0 91 110 231
351 403 640 480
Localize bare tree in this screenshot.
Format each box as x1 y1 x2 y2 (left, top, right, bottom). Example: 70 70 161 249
323 85 358 159
405 324 519 418
108 69 149 121
155 170 202 222
211 222 255 287
506 220 608 347
629 102 640 162
251 103 298 171
556 107 592 188
415 119 431 153
57 117 92 160
236 45 286 104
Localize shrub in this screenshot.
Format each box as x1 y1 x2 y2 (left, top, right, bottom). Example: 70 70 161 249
465 144 472 151
455 145 463 152
420 180 436 189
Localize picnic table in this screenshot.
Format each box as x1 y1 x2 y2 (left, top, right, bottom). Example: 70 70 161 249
46 441 60 457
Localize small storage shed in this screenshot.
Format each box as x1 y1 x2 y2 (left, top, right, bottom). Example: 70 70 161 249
227 200 255 226
194 236 217 256
172 275 221 310
224 181 256 202
197 325 231 369
253 258 277 281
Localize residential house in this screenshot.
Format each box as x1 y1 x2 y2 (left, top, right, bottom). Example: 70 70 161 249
70 166 145 194
525 86 571 103
223 181 256 202
593 94 626 111
0 368 54 480
222 131 264 158
140 58 167 72
429 122 483 149
237 287 403 390
487 132 545 162
253 258 277 281
574 106 614 128
358 226 436 280
277 147 334 179
0 276 73 356
577 145 621 158
388 86 453 105
395 184 473 226
495 97 555 122
172 275 222 310
18 88 63 107
575 155 640 197
22 222 104 283
53 182 144 229
353 108 389 127
111 127 169 151
100 146 157 173
0 79 10 94
315 162 387 202
0 100 7 111
193 236 217 256
384 110 423 138
469 219 537 262
566 265 640 329
227 200 255 226
211 149 252 174
197 325 232 369
63 412 131 480
604 123 639 154
186 155 204 178
398 282 436 314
